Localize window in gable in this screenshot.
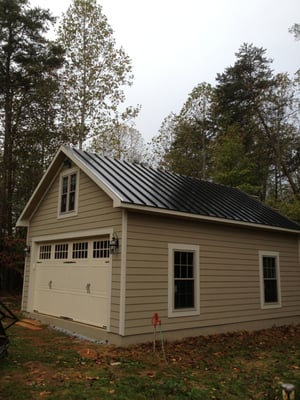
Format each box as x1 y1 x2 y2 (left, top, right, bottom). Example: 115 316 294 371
59 170 78 216
259 251 281 308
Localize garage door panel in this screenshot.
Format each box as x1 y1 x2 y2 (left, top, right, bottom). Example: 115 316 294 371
34 238 111 328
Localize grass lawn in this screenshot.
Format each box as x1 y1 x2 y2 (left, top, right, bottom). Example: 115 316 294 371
1 296 300 399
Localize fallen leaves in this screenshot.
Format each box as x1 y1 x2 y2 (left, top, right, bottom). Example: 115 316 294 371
3 322 300 399
77 348 98 360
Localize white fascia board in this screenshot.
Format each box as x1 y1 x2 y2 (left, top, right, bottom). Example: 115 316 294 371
16 146 123 227
64 147 123 207
16 146 66 226
121 203 300 235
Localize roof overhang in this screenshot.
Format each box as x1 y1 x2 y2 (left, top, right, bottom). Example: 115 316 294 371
17 145 300 236
16 146 122 227
121 203 300 235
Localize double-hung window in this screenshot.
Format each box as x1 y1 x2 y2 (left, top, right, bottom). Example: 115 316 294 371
259 251 281 308
168 244 200 317
59 169 78 216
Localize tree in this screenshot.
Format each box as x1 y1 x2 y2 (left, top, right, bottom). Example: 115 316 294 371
0 0 64 236
155 83 214 178
255 72 300 200
211 125 261 194
57 0 139 150
90 123 145 163
213 44 281 198
289 23 300 41
213 43 300 201
147 112 177 168
175 83 214 178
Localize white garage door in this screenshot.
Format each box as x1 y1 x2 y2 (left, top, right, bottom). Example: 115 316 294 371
33 237 111 328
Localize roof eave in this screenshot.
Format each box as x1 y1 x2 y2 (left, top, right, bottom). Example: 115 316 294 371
16 146 123 227
66 147 123 206
16 146 66 226
121 203 300 235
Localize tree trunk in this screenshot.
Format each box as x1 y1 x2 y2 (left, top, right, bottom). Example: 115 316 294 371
258 113 300 202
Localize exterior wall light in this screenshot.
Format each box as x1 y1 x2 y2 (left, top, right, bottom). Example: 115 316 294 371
24 246 30 257
109 234 119 255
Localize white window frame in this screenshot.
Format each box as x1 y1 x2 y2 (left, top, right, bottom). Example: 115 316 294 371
259 251 282 309
168 243 200 318
58 168 79 218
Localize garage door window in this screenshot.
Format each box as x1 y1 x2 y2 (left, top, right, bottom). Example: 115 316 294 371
39 245 51 260
93 240 110 258
38 238 110 262
72 242 88 259
54 244 68 259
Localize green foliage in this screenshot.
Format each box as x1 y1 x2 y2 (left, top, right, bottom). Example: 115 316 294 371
154 82 214 178
266 196 300 224
57 0 139 149
211 128 262 195
153 41 300 212
0 0 64 236
166 122 209 178
0 237 25 292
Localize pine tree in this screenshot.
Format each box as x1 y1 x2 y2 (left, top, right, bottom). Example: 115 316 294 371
0 0 64 236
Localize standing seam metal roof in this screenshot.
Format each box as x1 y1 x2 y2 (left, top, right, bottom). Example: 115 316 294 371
71 147 300 232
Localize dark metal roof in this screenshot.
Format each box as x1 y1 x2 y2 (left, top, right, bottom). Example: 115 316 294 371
70 147 300 232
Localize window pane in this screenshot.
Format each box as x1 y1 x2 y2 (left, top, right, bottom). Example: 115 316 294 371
39 245 51 260
174 251 181 265
70 174 77 191
60 173 77 213
72 242 88 259
54 244 68 259
262 256 278 304
62 176 68 194
175 280 194 308
68 191 75 211
264 280 278 303
60 194 67 213
93 240 110 258
173 251 195 310
263 257 276 279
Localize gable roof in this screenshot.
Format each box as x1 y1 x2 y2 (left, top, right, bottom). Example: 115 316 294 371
17 146 300 233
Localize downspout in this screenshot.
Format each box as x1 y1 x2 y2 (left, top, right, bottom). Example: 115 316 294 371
119 209 128 336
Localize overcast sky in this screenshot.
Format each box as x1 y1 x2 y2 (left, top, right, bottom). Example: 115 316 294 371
31 0 299 142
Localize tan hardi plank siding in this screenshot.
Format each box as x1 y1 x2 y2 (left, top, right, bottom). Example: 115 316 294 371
24 170 123 334
29 172 120 236
124 211 300 336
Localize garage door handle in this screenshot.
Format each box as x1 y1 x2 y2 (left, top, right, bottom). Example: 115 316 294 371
48 280 52 289
86 283 91 293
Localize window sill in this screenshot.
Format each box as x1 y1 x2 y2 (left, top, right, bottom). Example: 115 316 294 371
168 308 200 318
57 211 78 219
261 303 282 309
